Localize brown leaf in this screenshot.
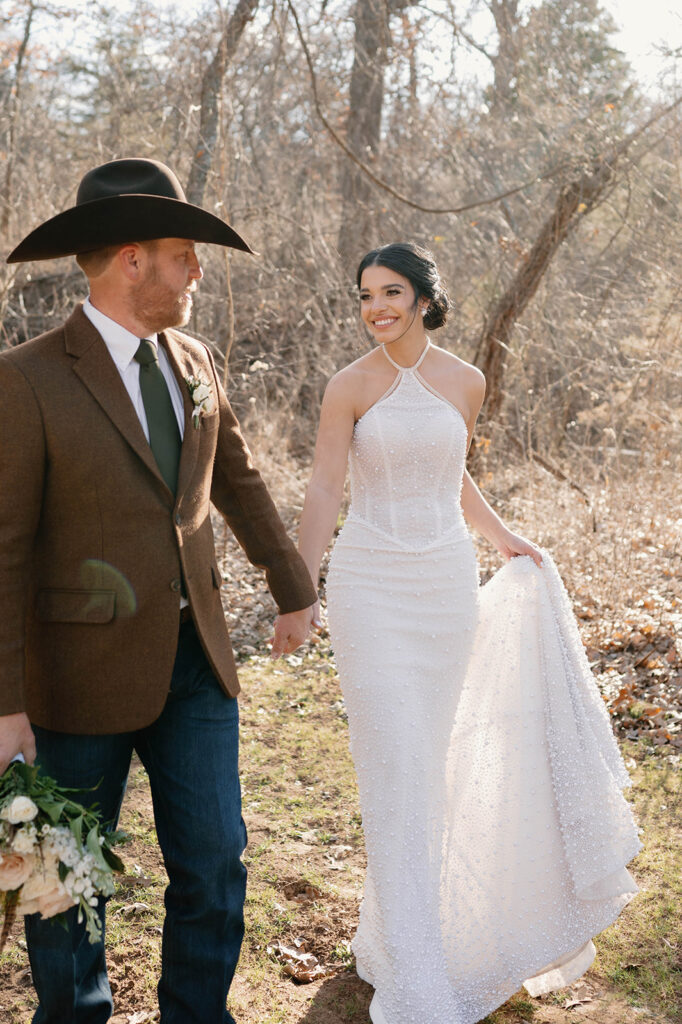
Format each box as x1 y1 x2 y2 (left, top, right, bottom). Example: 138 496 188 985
282 881 322 903
296 830 319 845
563 997 593 1009
116 902 151 917
267 939 328 983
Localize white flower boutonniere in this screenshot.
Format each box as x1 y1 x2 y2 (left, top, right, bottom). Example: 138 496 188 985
185 375 215 429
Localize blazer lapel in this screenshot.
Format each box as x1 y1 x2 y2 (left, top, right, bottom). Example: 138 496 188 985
159 331 201 499
64 306 171 498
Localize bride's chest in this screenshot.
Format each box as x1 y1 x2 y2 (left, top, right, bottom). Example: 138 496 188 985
351 385 467 481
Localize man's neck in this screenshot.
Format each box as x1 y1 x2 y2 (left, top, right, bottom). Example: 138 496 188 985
87 291 154 339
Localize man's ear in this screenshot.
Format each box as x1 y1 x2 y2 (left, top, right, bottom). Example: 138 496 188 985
117 243 145 282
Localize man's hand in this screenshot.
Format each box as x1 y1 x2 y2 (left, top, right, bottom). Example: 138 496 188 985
270 605 317 659
0 712 36 775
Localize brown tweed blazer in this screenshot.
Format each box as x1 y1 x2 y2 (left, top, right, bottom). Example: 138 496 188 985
0 305 316 733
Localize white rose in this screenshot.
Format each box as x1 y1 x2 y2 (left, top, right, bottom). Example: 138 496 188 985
11 826 38 854
193 383 210 403
36 884 77 919
0 796 39 824
17 851 61 903
18 881 76 919
0 851 35 890
201 394 215 414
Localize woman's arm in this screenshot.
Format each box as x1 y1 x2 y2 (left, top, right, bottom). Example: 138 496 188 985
461 366 542 566
297 374 356 590
461 471 542 564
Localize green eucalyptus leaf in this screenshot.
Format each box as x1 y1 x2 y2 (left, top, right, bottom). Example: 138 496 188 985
35 798 67 824
86 826 110 873
69 815 84 846
101 847 126 873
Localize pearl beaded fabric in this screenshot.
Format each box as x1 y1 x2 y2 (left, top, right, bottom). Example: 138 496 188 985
325 342 640 1024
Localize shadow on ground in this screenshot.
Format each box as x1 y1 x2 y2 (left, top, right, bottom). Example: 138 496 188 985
296 973 372 1024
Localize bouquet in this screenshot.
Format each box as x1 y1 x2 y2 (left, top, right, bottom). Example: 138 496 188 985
0 760 126 950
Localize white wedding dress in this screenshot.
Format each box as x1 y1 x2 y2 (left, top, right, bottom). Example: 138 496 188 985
325 341 640 1024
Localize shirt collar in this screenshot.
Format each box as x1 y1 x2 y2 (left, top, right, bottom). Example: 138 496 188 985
83 297 158 372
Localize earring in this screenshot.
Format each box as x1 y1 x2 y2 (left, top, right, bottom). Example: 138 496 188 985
420 308 427 317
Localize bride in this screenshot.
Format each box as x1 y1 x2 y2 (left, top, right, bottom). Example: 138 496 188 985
292 242 640 1024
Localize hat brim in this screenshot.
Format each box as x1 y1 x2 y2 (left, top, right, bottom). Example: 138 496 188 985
7 194 253 263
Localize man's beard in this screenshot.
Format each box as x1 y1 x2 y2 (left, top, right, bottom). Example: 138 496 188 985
131 269 195 333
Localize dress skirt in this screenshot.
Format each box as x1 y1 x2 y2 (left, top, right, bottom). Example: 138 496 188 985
326 515 640 1024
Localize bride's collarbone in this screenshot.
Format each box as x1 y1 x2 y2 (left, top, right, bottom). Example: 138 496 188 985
353 369 471 427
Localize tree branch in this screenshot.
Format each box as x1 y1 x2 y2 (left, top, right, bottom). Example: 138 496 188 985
186 0 260 207
286 0 570 216
474 95 682 421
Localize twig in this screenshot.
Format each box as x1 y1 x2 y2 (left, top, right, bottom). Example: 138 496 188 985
505 431 597 532
287 0 682 221
0 891 19 953
285 0 569 215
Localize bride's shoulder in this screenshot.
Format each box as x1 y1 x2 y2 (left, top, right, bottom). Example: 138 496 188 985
323 350 381 406
327 349 384 389
429 343 485 398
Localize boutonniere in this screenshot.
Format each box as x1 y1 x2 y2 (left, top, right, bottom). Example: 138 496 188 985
185 375 215 429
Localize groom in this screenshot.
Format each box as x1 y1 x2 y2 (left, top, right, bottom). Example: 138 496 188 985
0 158 317 1022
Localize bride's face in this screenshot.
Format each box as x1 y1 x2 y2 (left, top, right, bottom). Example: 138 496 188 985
359 265 423 345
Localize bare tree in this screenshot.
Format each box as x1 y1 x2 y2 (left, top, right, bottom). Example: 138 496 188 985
186 0 260 207
337 0 417 268
0 0 36 233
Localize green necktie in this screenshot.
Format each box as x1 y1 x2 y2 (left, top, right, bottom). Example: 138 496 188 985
134 339 181 494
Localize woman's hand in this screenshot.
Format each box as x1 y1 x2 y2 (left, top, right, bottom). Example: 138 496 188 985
497 530 543 567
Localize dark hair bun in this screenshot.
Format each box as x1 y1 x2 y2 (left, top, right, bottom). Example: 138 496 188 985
424 288 450 330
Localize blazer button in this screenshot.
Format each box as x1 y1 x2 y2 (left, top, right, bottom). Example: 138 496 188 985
170 578 182 593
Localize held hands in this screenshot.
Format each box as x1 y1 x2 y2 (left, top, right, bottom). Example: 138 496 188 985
0 712 36 776
270 602 322 659
497 531 543 567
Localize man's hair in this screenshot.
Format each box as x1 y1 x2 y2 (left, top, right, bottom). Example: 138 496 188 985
75 245 121 278
75 239 159 278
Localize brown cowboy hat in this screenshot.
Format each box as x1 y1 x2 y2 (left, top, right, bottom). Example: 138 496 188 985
7 157 253 263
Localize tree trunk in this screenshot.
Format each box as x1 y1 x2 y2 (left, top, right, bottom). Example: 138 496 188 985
185 0 259 386
487 0 521 111
337 0 390 269
337 1 415 268
185 0 260 208
0 0 36 235
474 158 616 422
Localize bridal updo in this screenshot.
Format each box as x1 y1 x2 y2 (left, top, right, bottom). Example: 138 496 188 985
356 242 451 330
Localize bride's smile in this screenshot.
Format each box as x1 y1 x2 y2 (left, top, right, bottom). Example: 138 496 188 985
359 264 428 350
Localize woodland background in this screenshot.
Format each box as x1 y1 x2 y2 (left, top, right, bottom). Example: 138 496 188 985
1 0 680 459
0 2 681 1022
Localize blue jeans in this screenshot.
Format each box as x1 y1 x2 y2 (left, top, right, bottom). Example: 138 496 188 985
25 620 247 1024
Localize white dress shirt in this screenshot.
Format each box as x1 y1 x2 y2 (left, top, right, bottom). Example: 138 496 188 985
83 298 188 606
83 298 185 441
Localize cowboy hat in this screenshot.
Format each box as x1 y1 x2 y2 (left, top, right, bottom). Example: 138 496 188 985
7 158 253 263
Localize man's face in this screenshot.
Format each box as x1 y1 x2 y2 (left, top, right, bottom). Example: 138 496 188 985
131 238 203 333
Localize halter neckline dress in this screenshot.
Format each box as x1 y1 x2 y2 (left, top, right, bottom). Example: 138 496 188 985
325 340 639 1024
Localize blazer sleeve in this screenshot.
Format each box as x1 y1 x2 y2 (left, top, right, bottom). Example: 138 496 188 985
0 356 46 716
207 351 316 615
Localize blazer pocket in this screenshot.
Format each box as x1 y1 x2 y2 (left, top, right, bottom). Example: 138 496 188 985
35 588 116 624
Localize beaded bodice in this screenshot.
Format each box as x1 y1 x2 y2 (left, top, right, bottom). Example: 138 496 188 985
348 341 469 549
